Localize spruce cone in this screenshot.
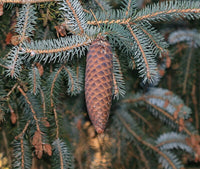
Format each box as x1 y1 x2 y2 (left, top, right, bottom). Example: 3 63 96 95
85 37 113 134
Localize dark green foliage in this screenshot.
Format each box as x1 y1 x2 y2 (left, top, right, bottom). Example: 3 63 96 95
0 0 200 169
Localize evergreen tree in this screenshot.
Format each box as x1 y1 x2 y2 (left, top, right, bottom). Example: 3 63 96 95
0 0 200 168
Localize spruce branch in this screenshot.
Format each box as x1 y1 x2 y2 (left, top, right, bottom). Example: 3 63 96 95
12 139 32 169
5 4 37 78
130 109 153 130
134 0 200 23
144 100 192 136
156 132 192 153
5 46 23 78
52 139 74 169
121 0 137 17
1 0 54 3
191 83 199 130
94 0 111 12
15 120 31 140
87 17 131 25
116 112 178 169
63 66 83 95
17 86 41 132
5 83 18 98
59 0 87 34
28 65 41 95
112 54 126 99
136 22 168 55
40 88 46 115
168 29 200 47
23 35 91 63
158 151 183 169
126 23 159 84
50 65 64 107
135 144 150 169
182 46 194 95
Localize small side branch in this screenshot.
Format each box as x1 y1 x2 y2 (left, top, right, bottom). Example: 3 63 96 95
126 23 151 79
25 40 90 55
64 66 74 92
15 120 31 140
134 9 200 22
17 86 40 132
130 109 153 130
50 66 64 107
117 112 177 169
65 0 84 33
20 139 25 169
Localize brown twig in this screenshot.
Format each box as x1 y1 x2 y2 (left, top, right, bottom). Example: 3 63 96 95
15 120 31 140
130 109 153 130
117 112 177 169
17 86 41 132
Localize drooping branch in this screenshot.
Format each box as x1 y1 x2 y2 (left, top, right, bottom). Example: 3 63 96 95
17 86 41 132
117 112 177 169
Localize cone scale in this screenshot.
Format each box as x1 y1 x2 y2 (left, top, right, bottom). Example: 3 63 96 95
85 37 113 134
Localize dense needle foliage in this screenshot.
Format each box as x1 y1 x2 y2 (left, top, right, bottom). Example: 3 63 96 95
0 0 200 168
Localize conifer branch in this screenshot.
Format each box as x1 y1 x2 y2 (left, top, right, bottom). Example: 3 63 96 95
57 140 64 169
49 66 63 138
6 83 18 98
6 46 21 78
40 88 46 115
126 24 150 78
52 139 74 169
87 18 131 25
76 66 80 91
191 84 199 130
50 65 64 107
94 0 106 12
144 100 192 136
54 107 60 139
12 139 32 169
130 109 153 130
29 64 41 95
15 120 31 140
6 4 37 78
20 4 31 42
60 0 87 34
125 0 132 16
134 1 200 23
156 139 186 148
25 39 90 54
112 55 126 99
33 67 36 94
20 139 25 169
182 46 193 95
17 86 41 132
1 0 54 3
65 0 84 33
135 144 150 169
126 23 158 83
116 112 177 169
137 23 167 54
134 9 200 22
64 67 74 93
24 35 91 63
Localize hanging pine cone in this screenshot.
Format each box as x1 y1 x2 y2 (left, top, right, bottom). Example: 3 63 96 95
85 37 113 134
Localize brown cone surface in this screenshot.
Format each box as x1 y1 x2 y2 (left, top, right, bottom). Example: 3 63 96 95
85 37 113 134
